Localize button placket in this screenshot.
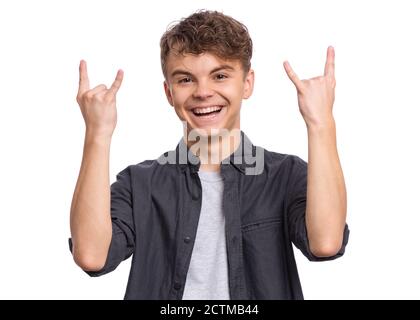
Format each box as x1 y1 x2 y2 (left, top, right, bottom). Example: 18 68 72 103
174 282 182 290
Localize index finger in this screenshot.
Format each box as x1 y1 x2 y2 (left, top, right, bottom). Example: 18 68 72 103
78 60 90 94
324 46 335 78
107 69 124 97
283 61 303 91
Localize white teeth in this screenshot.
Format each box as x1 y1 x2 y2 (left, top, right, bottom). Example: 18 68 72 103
192 106 222 114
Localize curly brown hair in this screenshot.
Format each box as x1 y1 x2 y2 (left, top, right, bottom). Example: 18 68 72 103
160 10 253 79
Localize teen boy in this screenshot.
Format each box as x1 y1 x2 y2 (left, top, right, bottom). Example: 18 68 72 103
69 10 349 300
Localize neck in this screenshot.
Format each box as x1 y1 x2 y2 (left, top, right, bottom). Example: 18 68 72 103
184 129 241 172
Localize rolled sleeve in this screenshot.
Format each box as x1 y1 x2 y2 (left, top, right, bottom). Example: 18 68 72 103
69 166 136 276
286 156 350 262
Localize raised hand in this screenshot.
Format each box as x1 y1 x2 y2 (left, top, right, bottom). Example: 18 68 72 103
76 60 124 137
283 46 336 128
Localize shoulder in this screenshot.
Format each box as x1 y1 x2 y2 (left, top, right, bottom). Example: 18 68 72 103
263 148 307 171
115 149 181 181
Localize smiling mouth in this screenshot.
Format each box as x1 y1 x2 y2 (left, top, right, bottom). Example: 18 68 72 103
191 105 224 117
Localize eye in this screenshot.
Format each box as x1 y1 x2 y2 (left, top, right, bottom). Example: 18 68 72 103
178 77 192 83
215 74 228 80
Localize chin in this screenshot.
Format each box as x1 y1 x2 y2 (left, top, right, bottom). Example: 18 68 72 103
188 125 227 138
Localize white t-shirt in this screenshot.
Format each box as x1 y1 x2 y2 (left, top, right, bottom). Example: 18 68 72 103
182 170 230 300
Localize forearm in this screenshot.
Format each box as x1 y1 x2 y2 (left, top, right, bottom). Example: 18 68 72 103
70 131 112 270
306 120 347 257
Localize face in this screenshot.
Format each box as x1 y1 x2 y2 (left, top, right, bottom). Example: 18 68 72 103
163 52 254 137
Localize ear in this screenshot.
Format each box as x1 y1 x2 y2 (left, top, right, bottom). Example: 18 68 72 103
243 69 255 100
163 80 174 107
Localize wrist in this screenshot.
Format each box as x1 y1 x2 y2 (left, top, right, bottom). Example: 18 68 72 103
305 117 336 133
84 129 113 145
306 119 337 148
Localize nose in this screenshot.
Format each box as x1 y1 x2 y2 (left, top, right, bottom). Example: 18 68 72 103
192 80 213 99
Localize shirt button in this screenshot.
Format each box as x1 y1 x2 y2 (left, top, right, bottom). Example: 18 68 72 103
184 236 191 244
174 282 182 290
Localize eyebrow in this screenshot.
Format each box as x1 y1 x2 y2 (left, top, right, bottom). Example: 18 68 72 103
170 64 235 78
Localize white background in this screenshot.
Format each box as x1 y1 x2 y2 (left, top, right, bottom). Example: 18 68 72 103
0 0 419 299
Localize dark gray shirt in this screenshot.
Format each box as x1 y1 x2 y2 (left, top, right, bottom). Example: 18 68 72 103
69 131 350 300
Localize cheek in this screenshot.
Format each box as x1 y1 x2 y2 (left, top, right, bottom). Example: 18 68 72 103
172 89 189 105
221 82 244 100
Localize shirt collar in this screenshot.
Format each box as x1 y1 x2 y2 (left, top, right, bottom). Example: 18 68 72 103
174 130 258 174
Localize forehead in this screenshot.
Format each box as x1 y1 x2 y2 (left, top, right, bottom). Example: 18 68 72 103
166 51 241 76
